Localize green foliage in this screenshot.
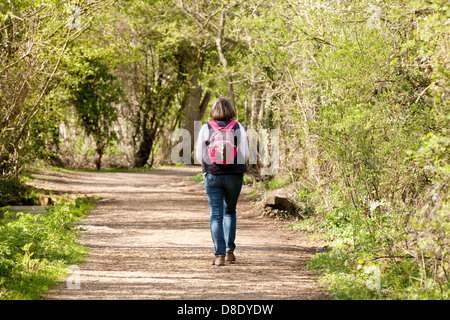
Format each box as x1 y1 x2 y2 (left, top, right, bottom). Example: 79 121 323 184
190 172 204 182
304 208 450 299
258 177 290 190
2 0 449 300
66 52 122 169
0 0 116 174
0 197 93 299
273 0 450 299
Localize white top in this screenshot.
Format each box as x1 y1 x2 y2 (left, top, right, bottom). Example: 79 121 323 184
195 122 250 164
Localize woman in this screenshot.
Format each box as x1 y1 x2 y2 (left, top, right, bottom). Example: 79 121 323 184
195 97 249 266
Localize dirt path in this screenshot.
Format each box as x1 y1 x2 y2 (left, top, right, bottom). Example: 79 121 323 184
31 165 330 300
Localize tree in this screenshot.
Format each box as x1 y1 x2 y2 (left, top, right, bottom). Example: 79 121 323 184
67 54 122 170
111 0 218 167
111 1 182 167
0 0 117 175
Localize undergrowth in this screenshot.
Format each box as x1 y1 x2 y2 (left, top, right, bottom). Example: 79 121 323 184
257 171 449 299
288 201 449 300
0 197 93 299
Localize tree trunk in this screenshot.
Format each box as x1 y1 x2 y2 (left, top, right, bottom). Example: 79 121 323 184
251 70 264 129
183 75 203 142
134 123 154 168
182 74 211 162
94 147 103 170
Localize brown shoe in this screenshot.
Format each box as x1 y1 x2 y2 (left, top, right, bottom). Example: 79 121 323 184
225 252 236 264
212 256 225 266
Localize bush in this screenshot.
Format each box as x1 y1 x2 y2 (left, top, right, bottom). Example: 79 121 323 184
278 0 450 299
0 197 93 299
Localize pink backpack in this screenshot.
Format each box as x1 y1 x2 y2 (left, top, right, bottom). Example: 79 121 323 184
208 120 237 165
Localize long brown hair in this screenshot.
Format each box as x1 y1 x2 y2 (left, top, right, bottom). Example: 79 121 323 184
209 97 237 120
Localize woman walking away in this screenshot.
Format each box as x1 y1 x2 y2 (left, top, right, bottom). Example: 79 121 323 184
196 97 249 266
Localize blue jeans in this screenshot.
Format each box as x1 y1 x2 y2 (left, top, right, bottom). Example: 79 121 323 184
203 173 243 257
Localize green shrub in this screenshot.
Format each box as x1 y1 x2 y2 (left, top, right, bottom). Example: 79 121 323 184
0 197 93 299
190 172 204 182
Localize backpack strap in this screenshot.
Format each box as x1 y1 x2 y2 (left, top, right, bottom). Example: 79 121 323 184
208 120 237 131
208 120 220 131
225 120 237 130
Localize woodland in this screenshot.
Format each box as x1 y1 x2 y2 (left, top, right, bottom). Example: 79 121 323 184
0 0 449 299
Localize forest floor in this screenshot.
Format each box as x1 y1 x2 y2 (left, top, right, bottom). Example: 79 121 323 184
29 165 330 300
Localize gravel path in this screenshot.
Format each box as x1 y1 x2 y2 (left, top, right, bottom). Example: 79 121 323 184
31 165 329 300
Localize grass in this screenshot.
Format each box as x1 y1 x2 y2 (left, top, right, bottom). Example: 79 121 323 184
0 197 94 299
258 176 291 190
190 172 204 182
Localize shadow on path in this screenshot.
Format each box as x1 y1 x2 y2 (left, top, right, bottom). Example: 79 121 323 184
29 165 330 300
